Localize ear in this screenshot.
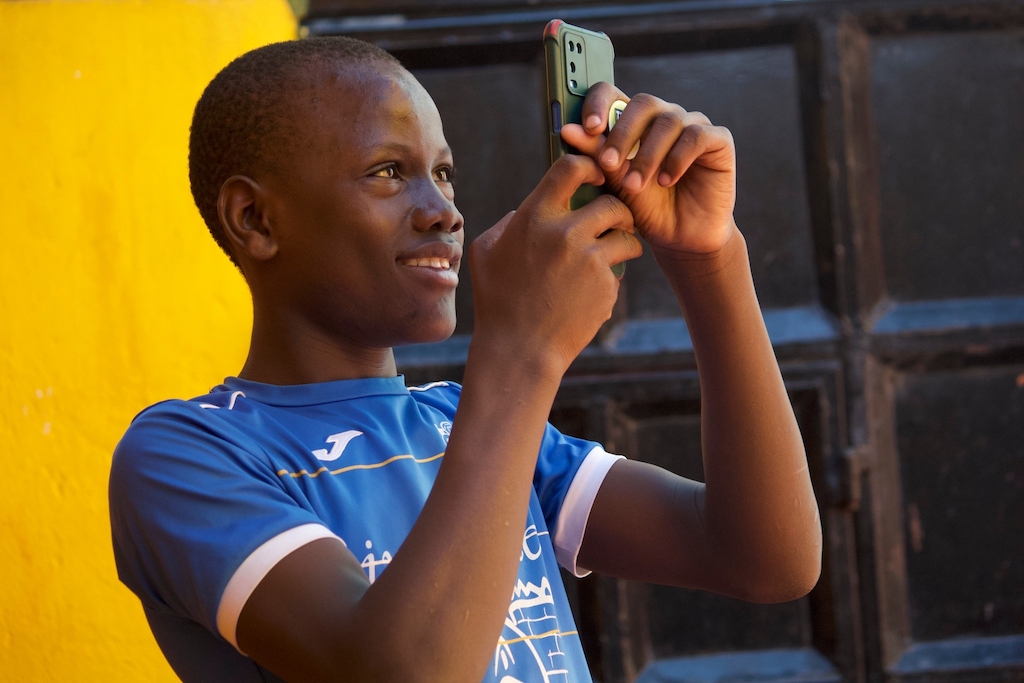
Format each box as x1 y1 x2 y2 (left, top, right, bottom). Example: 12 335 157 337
217 175 278 262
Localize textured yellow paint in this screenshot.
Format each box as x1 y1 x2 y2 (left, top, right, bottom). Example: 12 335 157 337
0 1 296 678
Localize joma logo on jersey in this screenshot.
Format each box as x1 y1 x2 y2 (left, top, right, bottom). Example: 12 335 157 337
312 430 363 461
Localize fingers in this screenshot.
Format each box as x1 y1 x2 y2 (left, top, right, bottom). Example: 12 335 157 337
657 124 734 188
531 154 607 211
560 123 605 157
564 94 730 195
580 81 630 135
572 192 636 239
623 110 715 191
597 93 671 172
595 227 644 269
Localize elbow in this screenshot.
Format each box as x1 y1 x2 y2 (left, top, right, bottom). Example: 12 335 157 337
764 552 821 603
738 556 821 604
734 530 823 604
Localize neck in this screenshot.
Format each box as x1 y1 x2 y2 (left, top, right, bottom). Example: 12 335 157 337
239 302 398 385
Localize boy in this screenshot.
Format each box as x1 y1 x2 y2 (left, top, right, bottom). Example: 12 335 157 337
109 37 821 683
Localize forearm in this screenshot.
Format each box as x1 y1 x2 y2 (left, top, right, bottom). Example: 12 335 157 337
347 338 562 681
655 223 821 601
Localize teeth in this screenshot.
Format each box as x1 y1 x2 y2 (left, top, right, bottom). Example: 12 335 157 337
400 257 450 268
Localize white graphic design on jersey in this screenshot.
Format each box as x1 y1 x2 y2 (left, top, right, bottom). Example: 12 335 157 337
521 524 548 562
493 527 572 682
199 391 246 410
312 430 363 461
360 539 392 583
408 381 450 392
436 421 452 444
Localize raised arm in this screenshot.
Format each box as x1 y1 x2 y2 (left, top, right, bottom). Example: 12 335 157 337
564 86 822 603
236 156 643 683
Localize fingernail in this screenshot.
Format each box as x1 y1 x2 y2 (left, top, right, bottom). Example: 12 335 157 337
601 148 620 168
658 172 672 186
585 114 601 130
624 171 642 192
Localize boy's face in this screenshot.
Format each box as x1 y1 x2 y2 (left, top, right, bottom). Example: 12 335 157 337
260 64 464 349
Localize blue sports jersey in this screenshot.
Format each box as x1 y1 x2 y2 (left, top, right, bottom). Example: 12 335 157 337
109 375 616 683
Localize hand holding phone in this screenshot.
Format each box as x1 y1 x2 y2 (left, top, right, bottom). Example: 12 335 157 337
543 19 627 277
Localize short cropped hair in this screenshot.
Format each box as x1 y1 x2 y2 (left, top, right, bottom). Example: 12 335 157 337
188 37 401 266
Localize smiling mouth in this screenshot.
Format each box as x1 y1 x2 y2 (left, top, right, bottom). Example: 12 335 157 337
398 257 452 269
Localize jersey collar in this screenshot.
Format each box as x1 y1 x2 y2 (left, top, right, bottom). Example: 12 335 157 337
213 375 411 407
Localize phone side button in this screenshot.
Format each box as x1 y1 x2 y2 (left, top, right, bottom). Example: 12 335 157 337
550 101 561 135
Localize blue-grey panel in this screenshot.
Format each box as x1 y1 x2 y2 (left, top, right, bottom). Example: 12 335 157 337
605 306 837 355
395 306 837 369
895 635 1024 673
636 647 840 683
871 296 1024 334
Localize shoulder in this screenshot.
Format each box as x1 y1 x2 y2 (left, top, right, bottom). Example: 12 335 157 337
118 391 254 449
110 393 268 490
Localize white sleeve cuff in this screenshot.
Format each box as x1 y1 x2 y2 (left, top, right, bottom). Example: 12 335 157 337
216 523 342 652
552 447 624 578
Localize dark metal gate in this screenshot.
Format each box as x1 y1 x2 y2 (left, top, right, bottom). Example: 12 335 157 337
306 2 1024 682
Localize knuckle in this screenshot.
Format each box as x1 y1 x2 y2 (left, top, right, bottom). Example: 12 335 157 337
559 153 589 174
552 154 578 171
468 238 489 267
683 124 708 145
597 193 627 216
654 111 683 133
585 244 608 270
631 92 659 108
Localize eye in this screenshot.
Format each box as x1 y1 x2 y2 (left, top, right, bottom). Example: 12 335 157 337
372 164 399 179
434 165 455 183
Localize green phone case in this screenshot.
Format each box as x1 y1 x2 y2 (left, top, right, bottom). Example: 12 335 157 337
543 20 624 278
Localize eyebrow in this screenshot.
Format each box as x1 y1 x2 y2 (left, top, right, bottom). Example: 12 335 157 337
367 141 453 160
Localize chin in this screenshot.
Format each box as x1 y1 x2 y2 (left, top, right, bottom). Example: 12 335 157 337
392 309 457 347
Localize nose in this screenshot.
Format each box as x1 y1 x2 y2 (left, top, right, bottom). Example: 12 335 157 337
410 179 463 234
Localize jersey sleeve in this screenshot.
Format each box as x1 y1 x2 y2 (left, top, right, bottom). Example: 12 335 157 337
533 424 623 577
109 402 339 650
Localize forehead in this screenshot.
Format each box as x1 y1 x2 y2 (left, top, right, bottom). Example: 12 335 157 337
294 64 447 158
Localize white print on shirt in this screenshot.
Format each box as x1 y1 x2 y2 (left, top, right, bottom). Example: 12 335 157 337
521 524 548 562
493 526 572 683
435 421 452 444
312 430 363 461
408 381 450 392
361 539 392 583
199 391 246 410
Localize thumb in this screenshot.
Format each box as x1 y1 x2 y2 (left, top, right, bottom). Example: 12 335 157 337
560 123 605 157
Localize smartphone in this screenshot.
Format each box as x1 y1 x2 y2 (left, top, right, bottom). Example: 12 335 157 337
543 19 625 277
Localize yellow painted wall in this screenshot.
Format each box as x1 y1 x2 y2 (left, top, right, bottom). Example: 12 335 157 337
0 1 296 678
